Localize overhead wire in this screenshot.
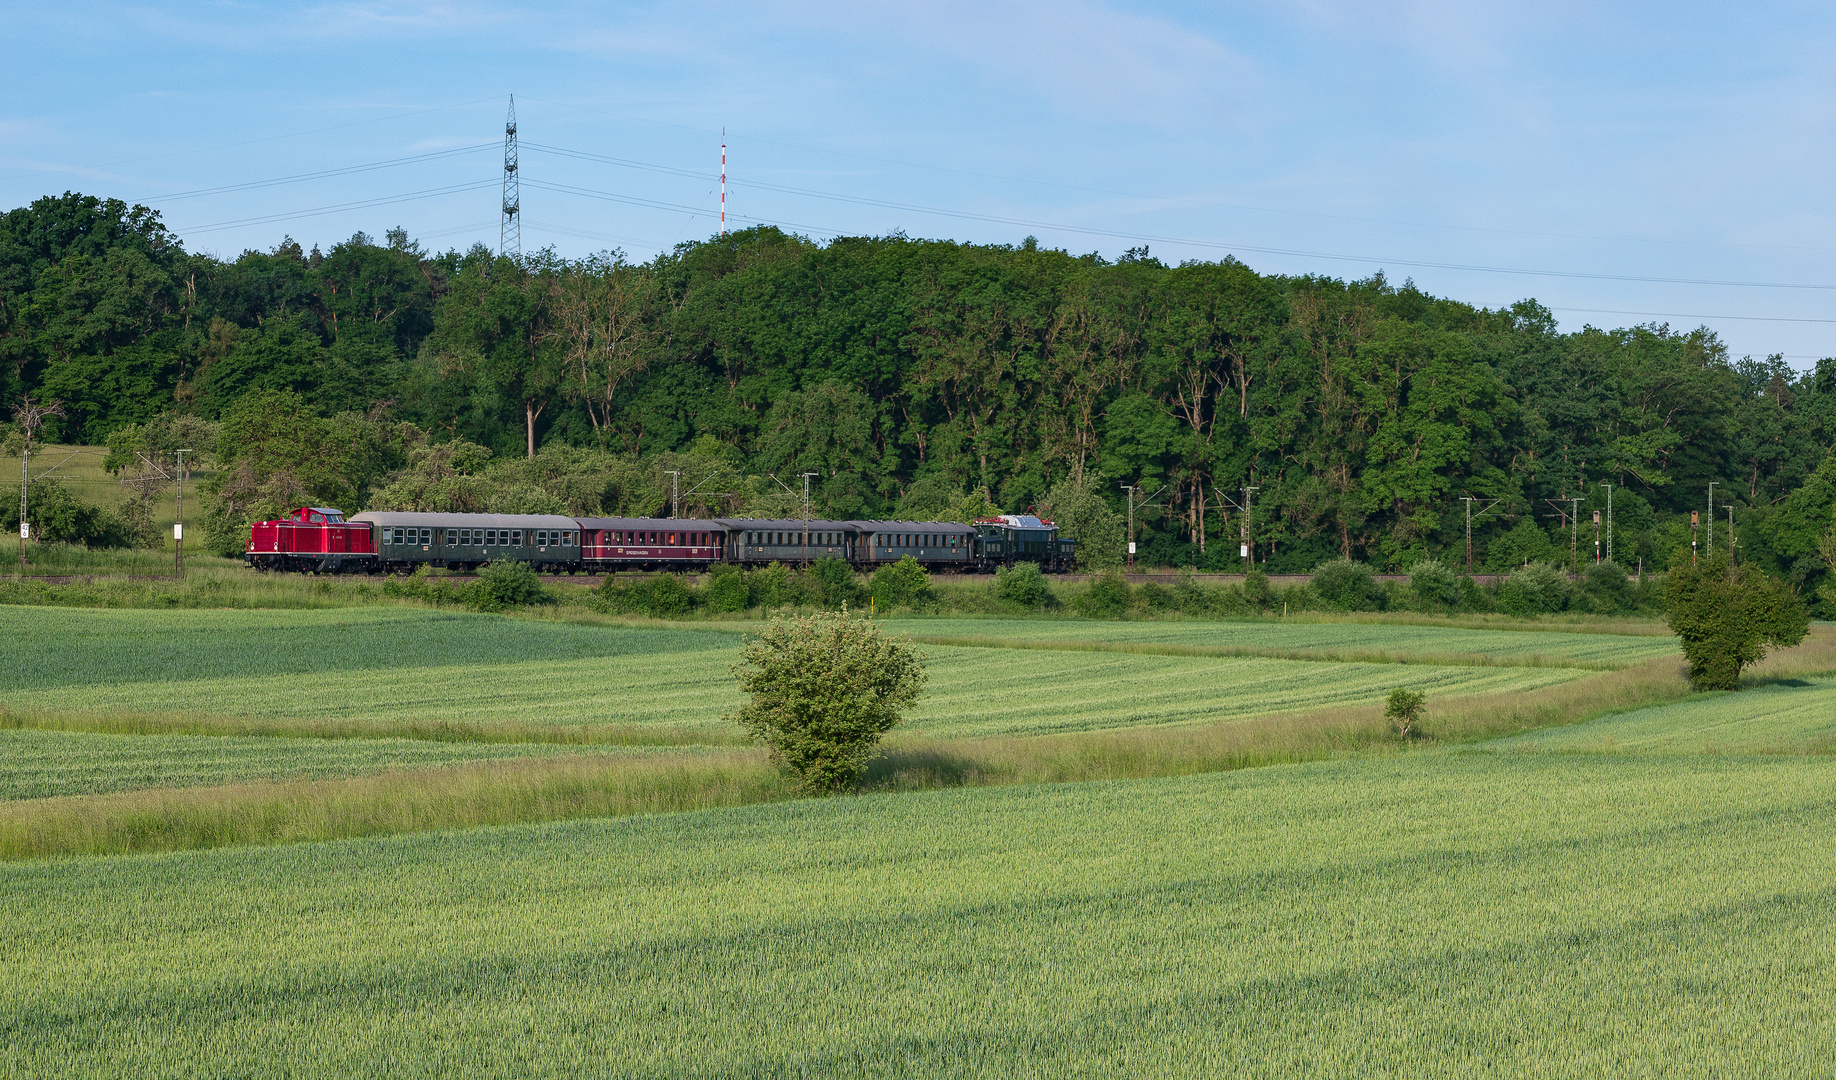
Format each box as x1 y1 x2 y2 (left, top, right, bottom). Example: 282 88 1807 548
144 144 496 203
100 109 1828 338
179 180 498 234
516 98 1836 255
1548 307 1836 325
0 96 504 184
520 160 1836 292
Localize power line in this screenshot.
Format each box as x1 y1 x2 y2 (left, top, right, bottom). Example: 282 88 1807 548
0 96 503 184
521 219 665 249
143 144 496 203
520 178 844 237
177 180 498 235
516 98 1836 256
521 156 1836 292
1548 306 1836 325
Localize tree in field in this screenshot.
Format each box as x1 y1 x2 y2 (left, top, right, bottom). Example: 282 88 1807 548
1664 556 1809 690
726 611 927 793
1384 688 1426 738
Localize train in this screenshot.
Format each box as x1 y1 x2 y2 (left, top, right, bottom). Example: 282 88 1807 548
245 507 1076 575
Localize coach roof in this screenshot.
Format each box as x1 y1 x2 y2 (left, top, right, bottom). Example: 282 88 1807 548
847 520 976 533
714 519 862 532
576 517 725 530
349 511 580 530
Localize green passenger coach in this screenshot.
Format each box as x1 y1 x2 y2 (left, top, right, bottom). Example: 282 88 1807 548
348 512 583 573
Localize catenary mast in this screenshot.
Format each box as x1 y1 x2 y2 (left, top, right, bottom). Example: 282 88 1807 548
500 96 520 258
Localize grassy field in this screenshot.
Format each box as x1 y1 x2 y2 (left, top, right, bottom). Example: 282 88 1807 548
13 601 1836 1072
0 728 726 801
5 751 1835 1077
881 616 1680 666
2 606 1596 740
0 606 729 691
1489 676 1836 756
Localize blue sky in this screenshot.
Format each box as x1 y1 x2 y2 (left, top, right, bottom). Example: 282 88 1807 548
6 1 1835 365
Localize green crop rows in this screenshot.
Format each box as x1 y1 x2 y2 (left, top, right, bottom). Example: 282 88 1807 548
1490 676 1836 756
0 606 733 692
4 617 1594 739
885 616 1681 665
0 729 711 801
7 752 1835 1077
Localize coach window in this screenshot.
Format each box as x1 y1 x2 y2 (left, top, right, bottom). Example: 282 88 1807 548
512 530 523 547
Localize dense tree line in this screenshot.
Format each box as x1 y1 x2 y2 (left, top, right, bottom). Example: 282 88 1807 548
6 191 1836 603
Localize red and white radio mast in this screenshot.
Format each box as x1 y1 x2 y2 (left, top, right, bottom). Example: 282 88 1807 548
720 130 727 237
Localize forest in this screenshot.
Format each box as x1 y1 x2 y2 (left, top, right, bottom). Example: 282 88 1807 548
5 190 1836 604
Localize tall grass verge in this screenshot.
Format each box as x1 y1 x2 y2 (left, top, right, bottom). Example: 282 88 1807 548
860 656 1697 790
1745 623 1836 683
0 705 745 747
0 750 786 859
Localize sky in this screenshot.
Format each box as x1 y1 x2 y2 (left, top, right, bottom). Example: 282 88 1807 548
5 1 1836 366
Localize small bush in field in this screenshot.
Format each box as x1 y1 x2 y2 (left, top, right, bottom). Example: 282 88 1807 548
1311 558 1384 611
1496 562 1570 617
1408 558 1460 610
726 610 928 793
870 556 932 610
995 563 1050 609
811 557 864 609
1074 569 1130 618
469 561 553 611
700 564 748 613
597 574 692 618
1579 561 1636 615
1384 688 1427 738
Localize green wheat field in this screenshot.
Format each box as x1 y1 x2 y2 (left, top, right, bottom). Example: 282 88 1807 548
5 602 1835 1076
